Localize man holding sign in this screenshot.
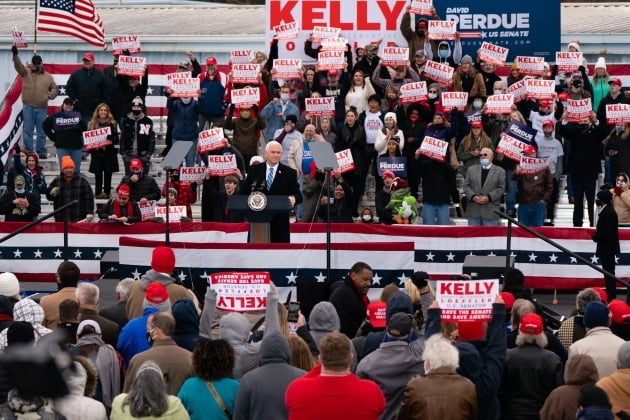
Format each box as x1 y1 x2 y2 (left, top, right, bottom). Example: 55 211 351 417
513 144 553 227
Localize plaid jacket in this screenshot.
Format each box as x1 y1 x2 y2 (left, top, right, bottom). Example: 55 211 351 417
47 173 94 222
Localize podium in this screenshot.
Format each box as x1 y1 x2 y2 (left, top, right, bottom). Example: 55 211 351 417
227 194 292 243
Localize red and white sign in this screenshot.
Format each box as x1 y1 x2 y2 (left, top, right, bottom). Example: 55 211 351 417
496 132 529 162
138 200 156 221
231 87 260 109
155 205 187 222
381 46 409 67
519 156 549 174
525 79 555 100
399 81 428 104
331 148 355 175
556 51 583 73
567 98 592 122
409 0 433 15
436 279 499 322
82 126 112 151
169 75 199 98
428 21 456 41
208 154 238 176
231 63 260 84
484 94 514 114
112 35 141 55
272 59 302 79
179 167 206 183
418 136 448 162
273 21 299 39
478 42 509 66
11 27 27 48
606 104 630 124
231 49 254 64
423 60 454 85
316 50 345 71
198 128 225 154
320 37 348 52
515 56 544 76
305 97 335 117
441 91 468 111
506 79 527 103
311 25 341 42
166 71 191 89
117 55 146 77
210 271 271 312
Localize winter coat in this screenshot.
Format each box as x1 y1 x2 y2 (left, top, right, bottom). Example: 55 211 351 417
167 98 199 140
224 114 266 157
46 173 94 222
43 111 87 150
335 122 367 175
0 390 65 420
116 307 158 368
66 67 107 119
13 55 58 108
53 361 107 420
596 368 630 417
260 100 299 140
119 112 155 156
560 122 602 178
568 326 626 379
198 71 228 118
126 270 199 319
172 299 199 351
0 298 51 350
88 121 119 175
119 174 160 202
0 189 40 221
329 276 368 338
8 153 47 204
110 394 189 420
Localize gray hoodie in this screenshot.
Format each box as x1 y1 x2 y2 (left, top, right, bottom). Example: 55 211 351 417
233 331 305 420
308 301 340 351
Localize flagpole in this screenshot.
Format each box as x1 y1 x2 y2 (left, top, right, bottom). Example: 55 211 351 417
33 0 38 54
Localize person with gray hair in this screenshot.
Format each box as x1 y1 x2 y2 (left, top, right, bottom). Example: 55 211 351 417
100 278 135 330
111 360 189 419
76 282 119 347
557 288 601 349
500 313 563 418
596 341 630 417
398 333 477 419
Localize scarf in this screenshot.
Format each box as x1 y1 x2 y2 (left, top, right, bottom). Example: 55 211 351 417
112 199 134 218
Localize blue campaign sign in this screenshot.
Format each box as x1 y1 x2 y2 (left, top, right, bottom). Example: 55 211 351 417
377 157 407 178
433 0 560 59
505 120 538 144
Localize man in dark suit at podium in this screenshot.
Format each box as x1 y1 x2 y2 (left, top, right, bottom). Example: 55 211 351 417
240 141 302 242
592 189 620 300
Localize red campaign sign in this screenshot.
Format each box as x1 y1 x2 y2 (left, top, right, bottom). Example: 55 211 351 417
496 132 528 162
436 279 499 322
273 21 299 39
82 126 112 151
422 60 453 85
519 156 549 174
305 97 335 117
556 51 583 73
316 50 345 71
515 56 544 76
484 94 514 114
380 46 408 67
311 25 341 43
409 0 432 15
272 59 302 79
566 98 592 122
208 154 238 177
506 78 527 103
418 135 448 162
231 49 254 64
116 55 146 77
428 21 457 41
606 104 630 124
478 41 509 66
399 81 428 104
441 91 468 111
112 35 141 55
231 63 260 84
198 128 225 154
331 148 355 176
138 200 156 221
525 79 555 100
210 271 271 312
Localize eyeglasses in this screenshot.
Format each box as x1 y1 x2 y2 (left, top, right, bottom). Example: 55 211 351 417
428 91 437 93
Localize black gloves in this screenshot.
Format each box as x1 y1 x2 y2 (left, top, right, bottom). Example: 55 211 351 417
251 104 259 113
11 46 18 56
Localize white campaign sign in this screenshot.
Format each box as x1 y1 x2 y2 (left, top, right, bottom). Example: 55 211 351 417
231 87 260 108
331 148 355 175
169 76 199 98
272 59 303 79
231 63 260 84
519 156 549 174
381 46 408 67
506 79 527 102
112 35 141 55
210 272 271 312
198 128 225 154
139 200 156 221
428 21 456 40
316 50 345 70
423 60 453 85
399 81 428 104
155 205 187 221
117 55 146 77
231 49 254 64
441 92 468 111
606 104 630 124
436 279 499 321
179 167 206 183
556 51 583 73
305 97 336 117
525 79 555 100
82 126 112 151
478 41 509 66
484 94 514 114
515 56 544 76
208 154 238 176
566 98 592 122
11 27 27 48
418 136 448 162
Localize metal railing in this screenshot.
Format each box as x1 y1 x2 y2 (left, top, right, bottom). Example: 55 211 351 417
0 200 78 260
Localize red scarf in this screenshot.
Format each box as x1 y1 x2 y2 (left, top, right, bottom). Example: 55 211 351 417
112 200 134 218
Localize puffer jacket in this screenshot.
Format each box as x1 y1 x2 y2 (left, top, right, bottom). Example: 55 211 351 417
53 361 107 420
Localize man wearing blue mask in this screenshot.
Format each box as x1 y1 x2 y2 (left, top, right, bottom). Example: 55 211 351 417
0 175 40 221
464 148 506 225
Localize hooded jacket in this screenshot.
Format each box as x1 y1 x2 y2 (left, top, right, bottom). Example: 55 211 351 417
233 331 305 420
116 307 158 368
126 270 199 319
172 299 199 351
0 298 52 350
596 368 630 417
435 40 462 68
540 354 599 420
308 301 340 352
53 361 107 420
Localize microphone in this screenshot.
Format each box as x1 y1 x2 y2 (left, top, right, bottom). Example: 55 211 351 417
251 179 260 193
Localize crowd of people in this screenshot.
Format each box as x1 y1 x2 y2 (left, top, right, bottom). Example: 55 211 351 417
0 254 627 419
5 7 630 231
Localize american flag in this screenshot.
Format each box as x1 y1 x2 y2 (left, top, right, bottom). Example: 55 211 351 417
37 0 105 48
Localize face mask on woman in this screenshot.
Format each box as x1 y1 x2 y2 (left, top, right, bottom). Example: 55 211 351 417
472 100 483 110
428 93 437 100
361 214 372 222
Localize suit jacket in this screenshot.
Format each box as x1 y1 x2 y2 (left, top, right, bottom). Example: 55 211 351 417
39 287 77 329
79 308 120 347
464 164 506 220
593 204 620 257
99 300 129 330
239 162 302 243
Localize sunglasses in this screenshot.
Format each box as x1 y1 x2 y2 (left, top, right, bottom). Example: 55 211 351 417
480 153 490 157
428 90 437 93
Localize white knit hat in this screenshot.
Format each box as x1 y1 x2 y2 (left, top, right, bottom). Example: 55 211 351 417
0 273 19 297
384 112 397 125
594 57 607 71
568 40 581 52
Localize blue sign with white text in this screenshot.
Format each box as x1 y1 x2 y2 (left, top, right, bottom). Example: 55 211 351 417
433 0 560 59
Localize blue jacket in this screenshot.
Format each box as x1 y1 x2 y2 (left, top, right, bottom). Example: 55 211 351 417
172 299 200 352
116 307 158 368
167 98 199 141
260 100 299 140
198 72 227 118
362 292 416 358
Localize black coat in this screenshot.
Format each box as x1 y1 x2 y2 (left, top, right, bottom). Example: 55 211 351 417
119 175 161 202
593 204 620 257
201 180 243 223
560 122 601 178
239 162 302 243
99 301 129 330
329 276 368 338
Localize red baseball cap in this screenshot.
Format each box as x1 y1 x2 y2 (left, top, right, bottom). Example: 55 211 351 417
542 120 554 128
558 92 569 101
129 158 143 169
366 301 387 329
382 170 395 179
539 100 551 107
519 313 543 335
609 78 622 87
457 320 486 341
522 145 537 155
82 52 95 62
592 287 608 304
117 183 130 198
471 120 483 128
206 56 217 66
499 292 515 310
608 299 630 324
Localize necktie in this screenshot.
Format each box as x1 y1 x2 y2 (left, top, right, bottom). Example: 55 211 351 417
266 167 274 190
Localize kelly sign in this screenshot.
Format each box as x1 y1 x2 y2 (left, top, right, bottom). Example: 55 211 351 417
320 37 349 52
155 205 187 222
505 79 527 102
169 75 199 98
423 60 454 85
519 156 549 174
231 87 260 109
305 97 335 117
112 35 141 55
496 132 529 162
231 49 254 64
272 59 302 79
198 128 225 154
138 200 156 221
441 91 468 111
418 136 448 162
555 51 582 73
381 46 409 67
478 41 509 66
11 27 27 48
566 98 592 122
82 126 112 151
428 20 457 40
179 167 206 183
399 81 428 104
117 55 146 77
606 104 630 125
208 154 238 176
525 79 555 100
410 0 433 15
331 148 355 175
436 279 499 321
311 25 341 42
484 94 514 114
231 63 260 84
273 20 299 39
210 271 271 312
316 50 345 71
166 71 191 89
515 56 544 76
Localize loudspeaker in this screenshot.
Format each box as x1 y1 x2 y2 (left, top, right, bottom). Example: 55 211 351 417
297 279 328 319
462 255 514 280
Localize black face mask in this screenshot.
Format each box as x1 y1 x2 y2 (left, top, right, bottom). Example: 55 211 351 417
146 331 153 346
572 80 582 88
132 109 141 116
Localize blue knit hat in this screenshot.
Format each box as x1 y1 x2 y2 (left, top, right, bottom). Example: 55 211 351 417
583 301 610 328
